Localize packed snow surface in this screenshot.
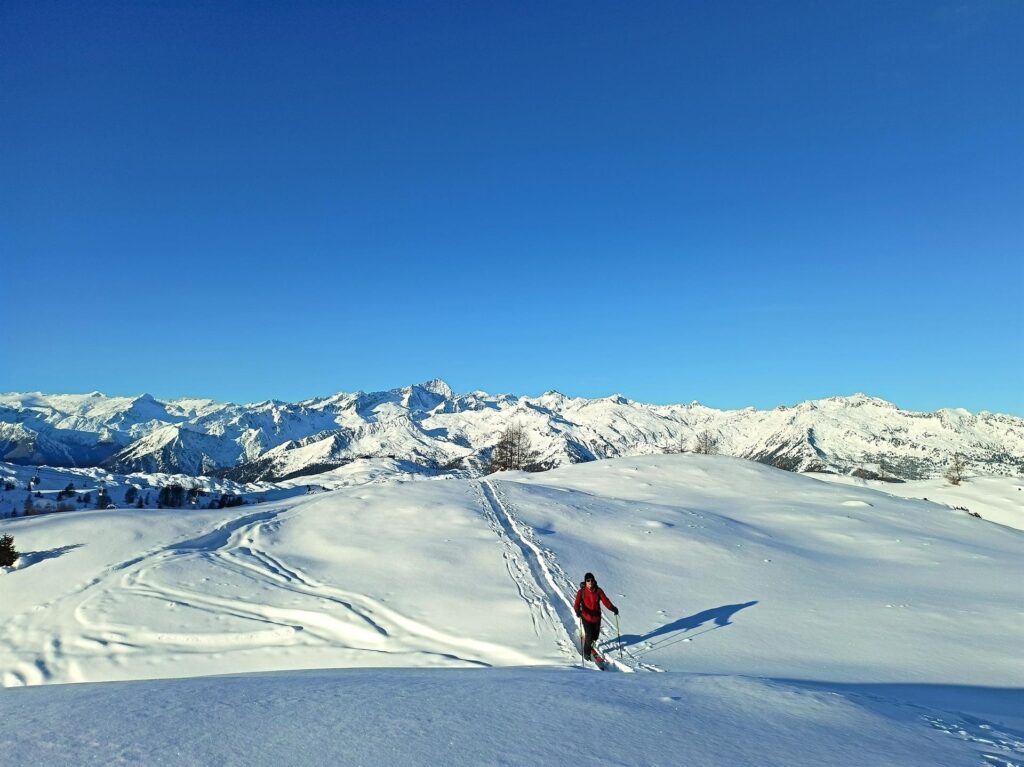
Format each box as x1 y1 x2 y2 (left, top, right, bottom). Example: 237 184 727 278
2 668 1011 767
1 455 1021 765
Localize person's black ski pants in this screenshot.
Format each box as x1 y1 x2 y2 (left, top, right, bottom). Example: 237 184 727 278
582 618 601 658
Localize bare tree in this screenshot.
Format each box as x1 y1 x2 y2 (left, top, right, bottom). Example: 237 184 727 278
693 430 720 455
665 429 686 453
945 453 966 486
489 423 538 473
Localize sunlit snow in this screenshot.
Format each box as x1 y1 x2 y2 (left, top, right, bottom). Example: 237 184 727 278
1 455 1021 764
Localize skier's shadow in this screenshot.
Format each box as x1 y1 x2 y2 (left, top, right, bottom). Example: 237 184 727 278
618 601 758 654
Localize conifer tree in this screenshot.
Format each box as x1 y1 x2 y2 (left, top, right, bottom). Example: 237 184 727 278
0 533 18 567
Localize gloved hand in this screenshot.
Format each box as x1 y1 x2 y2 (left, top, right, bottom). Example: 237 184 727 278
575 609 582 618
611 606 619 615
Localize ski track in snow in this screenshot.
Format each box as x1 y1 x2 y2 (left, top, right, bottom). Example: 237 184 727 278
0 500 541 686
922 712 1024 767
837 690 1024 766
479 479 641 672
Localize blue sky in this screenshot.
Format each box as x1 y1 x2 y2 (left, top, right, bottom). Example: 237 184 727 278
2 1 1021 414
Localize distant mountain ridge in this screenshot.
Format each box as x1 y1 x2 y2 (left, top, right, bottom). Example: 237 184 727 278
1 380 1022 482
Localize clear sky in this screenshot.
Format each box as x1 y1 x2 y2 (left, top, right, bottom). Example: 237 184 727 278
2 1 1022 414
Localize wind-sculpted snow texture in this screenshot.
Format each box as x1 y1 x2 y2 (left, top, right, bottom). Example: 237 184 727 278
2 380 1022 481
2 668 1011 767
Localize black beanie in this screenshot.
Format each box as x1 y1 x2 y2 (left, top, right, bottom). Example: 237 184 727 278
584 572 595 582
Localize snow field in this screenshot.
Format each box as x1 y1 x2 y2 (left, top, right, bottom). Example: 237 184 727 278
3 455 1022 688
499 455 1024 686
2 454 1023 765
0 668 996 767
0 482 564 687
809 472 1024 531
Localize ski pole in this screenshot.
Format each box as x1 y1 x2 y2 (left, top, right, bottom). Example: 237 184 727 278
579 617 585 668
616 613 622 660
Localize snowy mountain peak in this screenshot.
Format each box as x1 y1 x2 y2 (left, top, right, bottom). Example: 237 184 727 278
828 393 899 408
416 378 455 398
534 391 570 408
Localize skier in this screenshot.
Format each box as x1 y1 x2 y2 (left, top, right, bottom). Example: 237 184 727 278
574 572 618 662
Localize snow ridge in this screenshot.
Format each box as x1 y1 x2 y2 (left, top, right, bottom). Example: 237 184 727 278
2 381 1022 482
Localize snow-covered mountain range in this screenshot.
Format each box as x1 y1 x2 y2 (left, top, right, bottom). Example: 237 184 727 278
1 380 1022 482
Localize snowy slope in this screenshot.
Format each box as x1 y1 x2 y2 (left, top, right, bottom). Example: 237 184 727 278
2 454 1022 765
809 471 1024 531
2 668 1009 767
109 423 245 476
0 460 298 520
2 455 1020 688
493 457 1024 686
0 481 563 686
2 382 1022 481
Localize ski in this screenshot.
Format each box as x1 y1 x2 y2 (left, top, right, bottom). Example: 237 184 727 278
577 635 609 670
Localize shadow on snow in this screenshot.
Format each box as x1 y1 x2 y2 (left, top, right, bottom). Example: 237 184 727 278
14 544 84 569
619 601 758 657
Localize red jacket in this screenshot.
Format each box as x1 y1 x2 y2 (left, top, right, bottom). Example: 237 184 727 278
574 583 616 624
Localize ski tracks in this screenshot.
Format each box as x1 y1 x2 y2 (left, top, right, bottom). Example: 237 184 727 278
1 482 640 686
477 481 571 654
479 479 636 672
0 499 530 686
